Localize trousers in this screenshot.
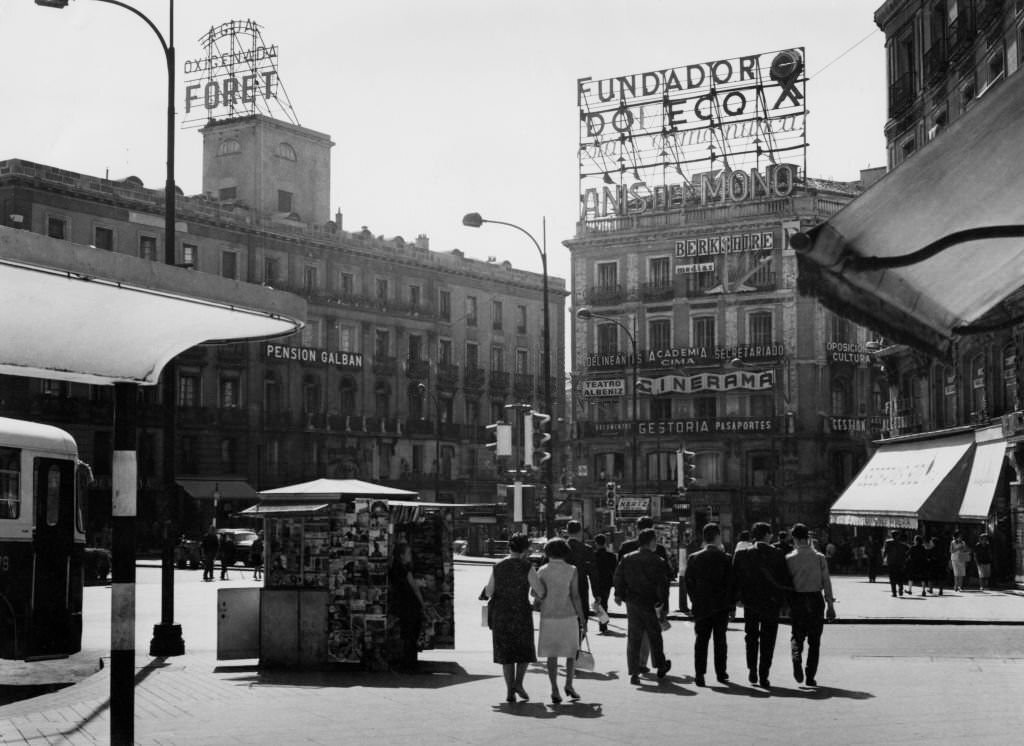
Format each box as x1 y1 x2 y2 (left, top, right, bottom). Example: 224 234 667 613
743 610 779 679
626 602 666 675
790 592 825 678
693 610 729 677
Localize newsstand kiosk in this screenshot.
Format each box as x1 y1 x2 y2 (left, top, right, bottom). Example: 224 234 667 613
222 479 456 669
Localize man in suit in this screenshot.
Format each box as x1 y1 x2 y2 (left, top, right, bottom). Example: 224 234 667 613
617 516 673 672
732 521 790 687
565 520 596 618
882 529 910 597
684 522 734 686
614 528 672 684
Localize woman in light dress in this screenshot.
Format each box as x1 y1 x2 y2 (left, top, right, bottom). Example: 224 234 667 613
949 531 970 592
534 537 585 704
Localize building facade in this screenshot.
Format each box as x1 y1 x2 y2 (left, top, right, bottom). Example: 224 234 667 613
865 0 1024 581
0 114 567 550
565 166 880 543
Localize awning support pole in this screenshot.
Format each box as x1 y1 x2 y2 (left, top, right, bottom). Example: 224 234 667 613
112 382 138 744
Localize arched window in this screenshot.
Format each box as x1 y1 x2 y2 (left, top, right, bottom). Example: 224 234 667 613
276 142 297 161
217 139 241 156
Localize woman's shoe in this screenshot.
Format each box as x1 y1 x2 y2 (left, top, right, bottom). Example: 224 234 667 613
550 691 562 704
564 685 580 700
513 686 529 701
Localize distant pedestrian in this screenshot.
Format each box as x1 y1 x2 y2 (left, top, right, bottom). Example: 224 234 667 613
974 535 993 591
949 532 970 592
219 533 235 580
865 535 881 583
785 523 836 687
565 520 596 622
483 533 543 703
925 536 946 595
882 530 909 597
732 522 790 687
390 542 425 671
535 538 586 703
907 535 929 596
614 528 672 685
251 531 265 581
200 528 218 582
617 516 671 671
592 534 617 633
684 523 733 686
773 531 794 556
734 529 753 553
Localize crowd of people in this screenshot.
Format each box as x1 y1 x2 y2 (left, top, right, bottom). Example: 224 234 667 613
480 517 836 703
879 529 994 595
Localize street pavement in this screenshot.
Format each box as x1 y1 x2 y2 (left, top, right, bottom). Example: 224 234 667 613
2 562 1024 744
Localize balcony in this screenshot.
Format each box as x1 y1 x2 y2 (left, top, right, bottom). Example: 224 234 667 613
406 358 430 380
513 373 535 398
217 406 248 428
888 71 916 118
438 363 460 389
440 422 462 440
583 284 625 306
747 271 777 290
179 406 215 426
638 280 674 302
948 15 976 61
262 409 293 429
463 366 486 391
923 41 948 85
977 0 1004 31
489 370 510 393
302 412 327 430
406 418 435 436
373 355 398 376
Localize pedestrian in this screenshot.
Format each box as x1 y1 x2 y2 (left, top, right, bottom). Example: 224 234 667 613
389 542 425 671
535 537 586 703
732 521 789 687
882 529 909 597
773 530 794 556
219 533 236 580
200 527 218 582
925 535 945 595
684 522 733 686
565 520 596 622
617 516 672 672
865 535 881 583
974 534 993 591
785 523 836 687
949 531 970 592
614 528 672 685
734 529 753 553
251 530 264 581
907 535 929 596
592 534 617 633
483 533 543 703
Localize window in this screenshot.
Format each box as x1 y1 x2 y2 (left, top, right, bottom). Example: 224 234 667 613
597 323 618 355
178 373 199 407
693 396 717 418
0 447 20 520
47 217 67 240
649 257 671 286
830 313 850 344
749 393 773 418
44 463 62 527
695 452 721 484
648 319 671 350
408 334 423 361
516 349 529 374
466 296 478 326
650 397 672 420
439 339 452 365
982 45 1006 94
749 312 773 346
303 266 318 294
94 226 114 251
376 278 389 301
646 451 677 482
374 329 390 358
181 243 197 268
408 384 425 420
1002 345 1018 413
339 272 354 296
220 375 240 408
970 353 987 418
264 372 282 413
831 379 851 415
303 376 322 414
465 397 480 425
276 142 297 161
960 74 977 111
140 235 158 261
692 316 716 348
301 319 321 348
339 378 357 412
264 257 279 285
490 345 504 371
375 382 390 417
466 342 479 369
749 452 776 487
220 438 237 473
492 300 503 331
221 250 238 280
439 290 451 321
217 139 241 156
338 324 358 352
264 439 279 475
278 190 293 213
218 186 237 201
516 305 528 334
597 261 618 289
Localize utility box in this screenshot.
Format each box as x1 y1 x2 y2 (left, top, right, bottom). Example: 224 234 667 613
217 587 261 660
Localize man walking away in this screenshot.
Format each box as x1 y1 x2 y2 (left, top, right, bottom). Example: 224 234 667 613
565 520 596 619
219 533 236 580
617 516 672 672
882 529 909 597
684 523 733 686
786 523 835 687
614 528 672 684
592 534 617 633
865 535 881 583
201 527 219 582
974 534 993 591
732 522 789 687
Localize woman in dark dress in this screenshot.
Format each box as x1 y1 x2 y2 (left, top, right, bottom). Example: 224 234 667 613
484 533 543 703
390 543 424 671
907 534 929 596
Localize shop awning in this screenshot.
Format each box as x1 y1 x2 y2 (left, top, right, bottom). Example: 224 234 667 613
793 68 1024 358
259 478 417 500
830 431 975 528
239 502 329 515
958 439 1006 522
177 478 259 501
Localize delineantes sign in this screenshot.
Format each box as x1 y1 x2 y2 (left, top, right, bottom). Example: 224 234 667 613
264 344 363 370
584 345 785 370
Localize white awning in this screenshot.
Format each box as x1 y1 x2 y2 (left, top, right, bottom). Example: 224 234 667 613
830 431 974 527
239 503 330 515
958 439 1006 522
177 479 259 501
0 227 305 385
258 478 418 500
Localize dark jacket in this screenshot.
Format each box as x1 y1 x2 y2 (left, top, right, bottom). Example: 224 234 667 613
613 547 669 607
593 547 617 595
566 537 595 604
618 537 675 579
882 538 909 568
732 542 789 617
684 545 734 619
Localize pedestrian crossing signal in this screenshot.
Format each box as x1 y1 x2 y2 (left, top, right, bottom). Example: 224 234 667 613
676 446 697 494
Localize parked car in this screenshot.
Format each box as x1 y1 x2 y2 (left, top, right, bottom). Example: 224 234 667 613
83 546 111 585
174 536 202 569
215 528 259 566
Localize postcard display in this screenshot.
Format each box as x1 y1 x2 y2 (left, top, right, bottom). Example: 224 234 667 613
264 499 455 668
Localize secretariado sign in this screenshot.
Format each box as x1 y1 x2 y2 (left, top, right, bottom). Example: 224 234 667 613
582 378 626 397
264 344 363 370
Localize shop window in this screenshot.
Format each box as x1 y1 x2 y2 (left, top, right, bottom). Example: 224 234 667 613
94 226 114 251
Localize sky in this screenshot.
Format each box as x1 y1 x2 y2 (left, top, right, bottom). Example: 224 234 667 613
0 0 887 289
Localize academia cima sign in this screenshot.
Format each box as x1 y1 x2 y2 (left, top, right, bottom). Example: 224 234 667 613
584 344 785 370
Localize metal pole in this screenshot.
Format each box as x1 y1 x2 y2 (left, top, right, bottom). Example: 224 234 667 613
434 392 441 501
541 218 554 538
631 320 638 499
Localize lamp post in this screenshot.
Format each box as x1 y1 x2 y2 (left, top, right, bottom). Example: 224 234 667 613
577 308 640 500
417 382 442 500
462 212 555 537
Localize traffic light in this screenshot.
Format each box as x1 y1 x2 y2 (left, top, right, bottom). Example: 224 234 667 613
531 411 552 466
485 422 512 457
676 445 697 494
605 481 617 508
522 411 534 468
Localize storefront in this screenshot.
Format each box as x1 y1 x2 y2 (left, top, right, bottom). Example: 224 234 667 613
226 479 456 668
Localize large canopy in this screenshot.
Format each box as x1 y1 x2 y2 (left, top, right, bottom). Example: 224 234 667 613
258 478 418 500
795 68 1024 357
0 227 305 385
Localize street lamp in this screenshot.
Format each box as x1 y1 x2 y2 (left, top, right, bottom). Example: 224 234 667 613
462 212 555 537
577 308 640 501
417 381 442 500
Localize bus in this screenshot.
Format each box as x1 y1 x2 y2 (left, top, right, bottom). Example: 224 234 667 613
0 416 86 659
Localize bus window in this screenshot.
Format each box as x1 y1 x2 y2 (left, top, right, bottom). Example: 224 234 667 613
46 465 62 526
0 446 19 520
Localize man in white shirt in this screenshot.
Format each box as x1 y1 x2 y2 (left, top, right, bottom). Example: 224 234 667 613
785 523 836 687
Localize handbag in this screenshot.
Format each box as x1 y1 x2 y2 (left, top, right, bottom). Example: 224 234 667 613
481 602 492 628
591 600 610 625
575 633 595 671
